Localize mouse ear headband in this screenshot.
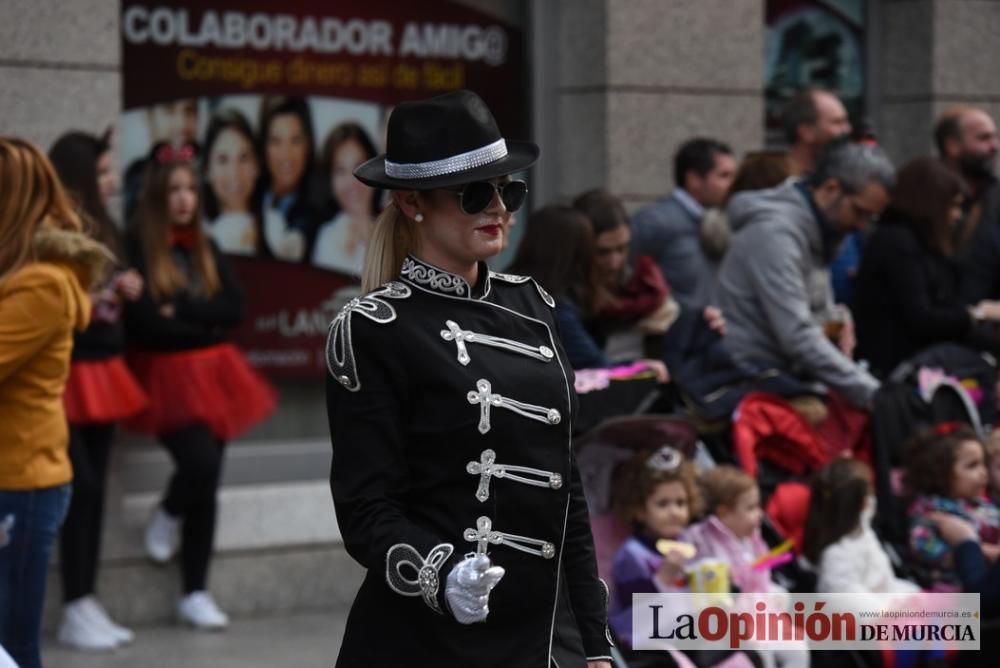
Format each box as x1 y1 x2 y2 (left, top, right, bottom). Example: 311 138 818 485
645 445 683 472
154 143 196 165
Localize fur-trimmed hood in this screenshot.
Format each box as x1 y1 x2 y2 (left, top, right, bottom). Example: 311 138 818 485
33 226 115 292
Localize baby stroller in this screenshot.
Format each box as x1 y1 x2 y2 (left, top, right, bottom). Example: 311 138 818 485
576 414 700 589
870 343 995 549
576 414 813 668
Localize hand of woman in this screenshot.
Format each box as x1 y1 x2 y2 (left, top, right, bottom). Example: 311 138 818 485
639 359 670 384
275 229 306 262
703 305 726 336
927 511 979 545
159 303 176 319
115 269 144 302
971 300 1000 322
588 662 613 668
982 543 1000 562
445 554 506 624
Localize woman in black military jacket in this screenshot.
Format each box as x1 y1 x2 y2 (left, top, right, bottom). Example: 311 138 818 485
325 91 614 667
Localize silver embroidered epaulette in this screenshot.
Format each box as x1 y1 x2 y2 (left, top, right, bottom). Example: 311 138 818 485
325 281 411 392
489 271 556 308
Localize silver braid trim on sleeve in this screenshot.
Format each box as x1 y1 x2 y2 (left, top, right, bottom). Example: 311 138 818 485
385 542 455 614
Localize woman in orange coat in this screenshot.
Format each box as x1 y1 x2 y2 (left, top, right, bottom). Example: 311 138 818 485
0 138 111 668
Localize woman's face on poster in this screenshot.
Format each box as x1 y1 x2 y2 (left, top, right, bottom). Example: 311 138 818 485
208 127 258 214
266 113 308 197
332 138 374 217
149 100 198 146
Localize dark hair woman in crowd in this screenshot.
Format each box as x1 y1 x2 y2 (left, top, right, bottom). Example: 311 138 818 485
0 138 111 668
201 109 260 256
123 144 276 630
48 131 149 650
257 96 316 262
572 190 676 350
326 90 613 667
507 204 669 381
854 156 1000 378
700 150 792 262
311 121 381 275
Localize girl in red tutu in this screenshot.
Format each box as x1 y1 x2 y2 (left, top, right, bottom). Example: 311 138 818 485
49 131 149 650
123 143 276 629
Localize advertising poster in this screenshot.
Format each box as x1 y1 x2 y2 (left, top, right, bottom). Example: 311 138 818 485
765 0 866 143
120 0 527 376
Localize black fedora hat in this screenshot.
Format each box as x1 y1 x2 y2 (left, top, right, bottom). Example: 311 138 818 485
354 89 539 190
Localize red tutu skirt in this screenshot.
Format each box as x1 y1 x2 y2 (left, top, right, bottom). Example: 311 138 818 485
125 343 277 441
64 356 149 425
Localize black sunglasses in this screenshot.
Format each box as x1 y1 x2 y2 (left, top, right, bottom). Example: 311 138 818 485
443 179 528 215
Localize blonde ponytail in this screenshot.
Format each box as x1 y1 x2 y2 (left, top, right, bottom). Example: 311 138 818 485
361 200 419 292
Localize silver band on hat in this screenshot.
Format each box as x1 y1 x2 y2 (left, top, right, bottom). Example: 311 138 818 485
384 138 507 180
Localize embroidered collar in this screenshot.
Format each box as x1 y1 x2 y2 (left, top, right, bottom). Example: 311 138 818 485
400 255 491 299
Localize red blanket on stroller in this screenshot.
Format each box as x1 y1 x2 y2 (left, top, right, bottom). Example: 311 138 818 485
732 391 871 479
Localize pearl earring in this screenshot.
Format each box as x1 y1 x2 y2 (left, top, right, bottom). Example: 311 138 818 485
414 213 424 223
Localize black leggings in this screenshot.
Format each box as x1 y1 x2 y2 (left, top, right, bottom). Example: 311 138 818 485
59 423 115 603
160 424 226 594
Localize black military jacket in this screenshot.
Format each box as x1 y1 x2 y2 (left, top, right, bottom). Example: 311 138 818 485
326 255 613 667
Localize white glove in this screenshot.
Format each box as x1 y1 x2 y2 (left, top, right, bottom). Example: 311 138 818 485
445 554 505 624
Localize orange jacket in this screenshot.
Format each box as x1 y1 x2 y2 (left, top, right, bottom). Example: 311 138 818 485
0 229 106 490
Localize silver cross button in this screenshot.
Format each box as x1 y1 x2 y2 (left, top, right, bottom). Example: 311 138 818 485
466 449 498 502
463 516 501 555
467 379 501 434
440 320 471 366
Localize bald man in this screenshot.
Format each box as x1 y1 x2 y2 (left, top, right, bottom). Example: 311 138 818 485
936 106 999 199
953 108 1000 303
782 88 853 176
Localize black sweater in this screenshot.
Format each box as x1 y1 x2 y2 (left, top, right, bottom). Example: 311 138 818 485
72 318 126 361
123 234 245 352
854 218 973 378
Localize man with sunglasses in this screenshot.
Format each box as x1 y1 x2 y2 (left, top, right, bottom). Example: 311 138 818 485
716 138 894 409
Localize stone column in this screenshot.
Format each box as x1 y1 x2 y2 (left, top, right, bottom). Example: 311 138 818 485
0 0 119 149
545 0 765 211
878 0 1000 164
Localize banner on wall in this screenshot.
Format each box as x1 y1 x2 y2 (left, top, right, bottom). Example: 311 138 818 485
120 0 527 377
765 0 866 144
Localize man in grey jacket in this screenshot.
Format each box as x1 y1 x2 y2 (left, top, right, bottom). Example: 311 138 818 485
631 138 735 311
717 139 894 407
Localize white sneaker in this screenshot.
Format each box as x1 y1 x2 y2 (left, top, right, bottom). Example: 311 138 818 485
178 591 229 630
58 599 119 650
80 596 135 645
145 507 179 563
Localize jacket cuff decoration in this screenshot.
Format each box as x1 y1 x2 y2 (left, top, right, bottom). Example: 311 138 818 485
386 542 455 614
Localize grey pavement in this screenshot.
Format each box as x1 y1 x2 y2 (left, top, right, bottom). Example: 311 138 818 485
42 610 348 668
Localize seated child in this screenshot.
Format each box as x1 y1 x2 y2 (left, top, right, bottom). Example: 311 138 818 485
684 466 774 594
609 447 755 668
905 424 1000 590
802 458 919 594
685 466 809 668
